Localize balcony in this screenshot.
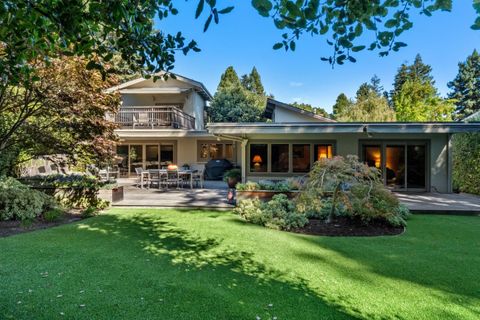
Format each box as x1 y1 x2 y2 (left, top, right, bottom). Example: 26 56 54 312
113 106 195 130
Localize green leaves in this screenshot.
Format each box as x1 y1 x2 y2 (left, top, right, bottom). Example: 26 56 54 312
252 0 273 17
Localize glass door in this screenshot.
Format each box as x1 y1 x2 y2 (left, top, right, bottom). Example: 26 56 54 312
407 145 426 190
160 144 174 167
129 145 143 174
145 145 159 170
361 142 427 191
385 145 405 190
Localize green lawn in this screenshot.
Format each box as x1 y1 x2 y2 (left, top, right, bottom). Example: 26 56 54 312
1 209 479 320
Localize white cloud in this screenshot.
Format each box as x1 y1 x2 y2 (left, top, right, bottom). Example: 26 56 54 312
289 81 303 87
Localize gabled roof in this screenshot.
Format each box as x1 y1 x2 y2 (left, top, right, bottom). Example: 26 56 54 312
265 98 336 122
105 71 213 100
463 110 480 122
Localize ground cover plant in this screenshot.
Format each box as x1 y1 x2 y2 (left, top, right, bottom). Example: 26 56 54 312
0 208 478 319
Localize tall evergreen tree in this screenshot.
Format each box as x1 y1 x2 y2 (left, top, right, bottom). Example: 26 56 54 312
370 75 384 96
217 66 241 91
210 66 266 122
391 54 435 100
241 67 265 95
332 93 352 119
448 49 480 118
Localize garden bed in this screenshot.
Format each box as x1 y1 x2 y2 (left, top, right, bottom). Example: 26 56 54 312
0 212 83 238
293 217 404 237
236 190 300 201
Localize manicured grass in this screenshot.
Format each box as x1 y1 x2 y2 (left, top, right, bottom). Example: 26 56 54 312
1 210 479 319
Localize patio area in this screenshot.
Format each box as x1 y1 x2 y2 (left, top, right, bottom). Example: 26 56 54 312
396 192 480 214
114 178 232 208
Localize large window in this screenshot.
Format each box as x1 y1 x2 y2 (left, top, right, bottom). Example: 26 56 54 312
293 144 310 172
129 145 143 173
271 144 289 172
250 144 268 172
361 142 427 191
160 144 174 166
116 146 129 177
248 142 335 174
198 141 235 162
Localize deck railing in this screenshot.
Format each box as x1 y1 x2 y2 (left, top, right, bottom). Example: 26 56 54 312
112 106 195 130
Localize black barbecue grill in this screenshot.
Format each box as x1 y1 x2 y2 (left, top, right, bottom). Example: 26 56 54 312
204 159 233 180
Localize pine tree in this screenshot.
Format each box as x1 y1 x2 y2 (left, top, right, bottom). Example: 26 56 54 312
370 75 384 96
448 49 480 118
217 66 241 91
332 93 351 119
241 67 265 95
391 54 435 100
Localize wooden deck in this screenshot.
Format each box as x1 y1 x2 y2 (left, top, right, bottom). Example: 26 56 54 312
113 179 480 214
113 180 232 209
396 192 480 214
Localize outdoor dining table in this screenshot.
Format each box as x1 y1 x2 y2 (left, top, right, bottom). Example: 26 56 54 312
147 169 194 189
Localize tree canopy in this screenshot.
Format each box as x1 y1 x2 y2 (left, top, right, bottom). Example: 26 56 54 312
0 57 120 176
291 102 329 118
335 78 396 122
252 0 480 66
448 50 480 119
209 66 266 122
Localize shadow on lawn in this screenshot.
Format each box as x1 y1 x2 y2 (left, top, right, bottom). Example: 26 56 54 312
77 212 359 319
292 215 480 305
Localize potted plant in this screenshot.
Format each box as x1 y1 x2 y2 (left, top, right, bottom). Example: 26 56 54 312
223 168 241 188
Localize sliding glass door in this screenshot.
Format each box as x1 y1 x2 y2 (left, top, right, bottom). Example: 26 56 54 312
361 142 427 191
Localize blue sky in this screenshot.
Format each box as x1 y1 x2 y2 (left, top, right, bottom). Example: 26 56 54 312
159 1 480 112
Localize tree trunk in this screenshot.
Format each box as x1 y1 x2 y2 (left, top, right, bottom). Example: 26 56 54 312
327 182 341 224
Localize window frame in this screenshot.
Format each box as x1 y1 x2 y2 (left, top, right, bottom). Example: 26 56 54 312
197 140 236 163
358 139 430 192
247 140 336 176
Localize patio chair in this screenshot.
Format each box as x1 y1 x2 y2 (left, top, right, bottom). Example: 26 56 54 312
190 164 205 189
133 112 153 129
165 169 179 188
134 167 150 188
149 170 161 189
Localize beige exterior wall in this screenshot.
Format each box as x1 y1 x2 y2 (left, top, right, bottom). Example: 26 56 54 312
243 132 450 192
116 137 240 176
120 77 208 130
273 107 326 123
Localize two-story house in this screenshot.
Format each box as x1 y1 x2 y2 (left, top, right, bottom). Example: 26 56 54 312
107 73 480 193
105 73 240 177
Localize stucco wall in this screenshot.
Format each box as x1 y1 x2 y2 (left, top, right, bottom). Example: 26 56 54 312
243 132 450 192
273 107 325 123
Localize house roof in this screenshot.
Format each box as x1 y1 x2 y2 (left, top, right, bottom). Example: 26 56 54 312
207 122 480 135
105 72 213 100
463 110 480 122
265 98 335 122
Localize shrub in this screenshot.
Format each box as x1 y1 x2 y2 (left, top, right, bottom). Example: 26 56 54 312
21 174 109 209
452 131 480 195
223 168 241 182
295 155 409 227
234 194 307 231
82 206 99 218
0 177 55 221
236 181 260 191
43 208 64 222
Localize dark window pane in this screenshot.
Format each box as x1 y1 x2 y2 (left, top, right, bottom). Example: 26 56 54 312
363 145 382 169
225 144 234 160
314 144 333 161
250 144 268 172
130 145 143 173
386 146 405 189
160 145 174 166
146 145 159 169
271 144 289 172
116 146 129 177
407 145 426 189
293 144 310 172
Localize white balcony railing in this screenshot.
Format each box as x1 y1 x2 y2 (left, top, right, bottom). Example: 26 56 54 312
113 106 195 130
